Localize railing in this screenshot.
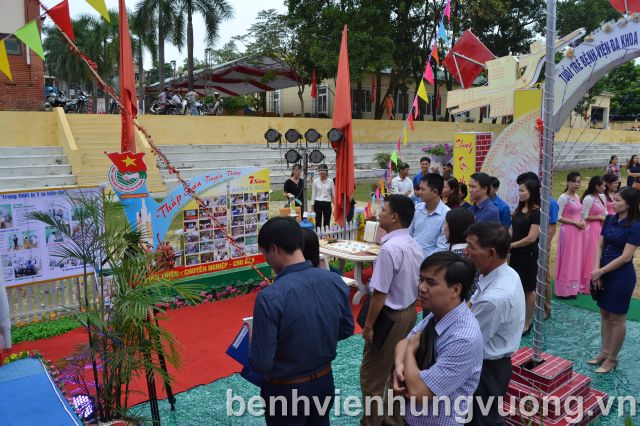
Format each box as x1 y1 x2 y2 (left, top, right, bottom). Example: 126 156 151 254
315 222 358 241
6 274 110 325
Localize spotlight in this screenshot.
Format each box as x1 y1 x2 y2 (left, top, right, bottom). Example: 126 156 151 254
284 149 302 164
285 129 303 144
327 128 344 143
304 128 321 145
72 394 96 421
264 129 281 147
309 149 326 164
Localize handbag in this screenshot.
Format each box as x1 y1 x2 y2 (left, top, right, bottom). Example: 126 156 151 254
357 295 396 350
415 318 437 370
590 282 604 301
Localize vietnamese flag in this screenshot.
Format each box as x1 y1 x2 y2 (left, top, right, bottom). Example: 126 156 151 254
118 0 138 153
106 151 147 174
332 25 355 226
310 68 318 99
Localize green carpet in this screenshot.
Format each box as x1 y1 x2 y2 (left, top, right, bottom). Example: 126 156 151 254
130 301 639 425
550 281 640 322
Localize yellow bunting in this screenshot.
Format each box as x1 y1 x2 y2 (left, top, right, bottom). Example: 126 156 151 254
0 41 12 81
417 80 429 103
85 0 111 22
403 127 408 145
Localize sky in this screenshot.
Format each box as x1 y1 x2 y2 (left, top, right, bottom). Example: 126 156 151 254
40 0 288 68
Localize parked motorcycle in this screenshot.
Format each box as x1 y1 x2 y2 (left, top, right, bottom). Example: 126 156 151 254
150 98 181 115
44 90 68 110
64 90 89 113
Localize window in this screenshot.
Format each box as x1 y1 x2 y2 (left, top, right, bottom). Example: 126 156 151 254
317 86 328 114
351 88 372 113
426 93 442 116
396 91 409 114
269 90 280 115
0 35 21 55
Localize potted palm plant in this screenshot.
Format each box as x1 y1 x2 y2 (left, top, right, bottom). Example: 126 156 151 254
28 189 201 425
373 152 401 177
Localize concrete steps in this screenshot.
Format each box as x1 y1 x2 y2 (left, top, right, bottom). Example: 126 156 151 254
0 146 78 192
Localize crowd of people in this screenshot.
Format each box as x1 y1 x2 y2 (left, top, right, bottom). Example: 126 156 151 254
258 155 640 424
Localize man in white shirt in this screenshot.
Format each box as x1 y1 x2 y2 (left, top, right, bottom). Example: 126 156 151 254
391 163 413 197
463 221 525 425
409 173 450 259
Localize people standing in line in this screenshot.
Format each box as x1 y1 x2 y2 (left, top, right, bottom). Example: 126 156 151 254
589 187 640 374
467 172 501 223
444 208 475 255
626 154 640 187
391 163 414 197
509 179 541 336
443 177 463 209
360 194 424 426
249 218 354 425
606 155 621 186
603 173 619 215
555 171 584 299
463 221 525 426
311 164 334 229
490 177 512 229
580 176 608 294
460 183 472 209
393 252 483 426
515 171 559 321
409 173 450 259
412 157 432 188
284 164 305 210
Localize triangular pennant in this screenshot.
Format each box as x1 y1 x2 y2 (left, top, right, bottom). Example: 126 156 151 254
390 149 398 165
48 0 75 41
14 21 45 60
403 127 408 145
412 98 419 119
444 0 451 21
417 80 429 102
381 180 386 196
375 187 380 201
0 41 12 81
423 62 434 86
437 21 449 45
85 0 111 22
396 139 402 156
431 43 440 65
408 114 415 131
365 201 371 219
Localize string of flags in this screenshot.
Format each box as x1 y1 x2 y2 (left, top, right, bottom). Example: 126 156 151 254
372 0 452 212
0 0 109 82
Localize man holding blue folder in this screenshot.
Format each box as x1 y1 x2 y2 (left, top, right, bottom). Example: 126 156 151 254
249 217 354 425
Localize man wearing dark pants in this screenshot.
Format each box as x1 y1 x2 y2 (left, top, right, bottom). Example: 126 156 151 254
249 217 354 425
463 222 525 425
360 194 423 426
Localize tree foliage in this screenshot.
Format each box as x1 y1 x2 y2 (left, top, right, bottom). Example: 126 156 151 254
600 62 640 119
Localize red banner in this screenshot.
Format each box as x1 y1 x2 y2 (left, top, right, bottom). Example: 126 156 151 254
152 254 266 281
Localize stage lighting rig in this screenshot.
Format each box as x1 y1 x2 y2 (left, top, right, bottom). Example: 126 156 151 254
264 128 282 147
285 129 303 145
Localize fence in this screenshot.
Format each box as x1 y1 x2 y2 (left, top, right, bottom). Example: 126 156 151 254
6 274 110 325
315 222 358 241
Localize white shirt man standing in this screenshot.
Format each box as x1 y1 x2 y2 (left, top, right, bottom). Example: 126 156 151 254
409 173 450 259
391 163 413 197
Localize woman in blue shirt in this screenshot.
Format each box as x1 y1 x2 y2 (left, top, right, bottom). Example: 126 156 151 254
625 154 640 187
589 187 640 373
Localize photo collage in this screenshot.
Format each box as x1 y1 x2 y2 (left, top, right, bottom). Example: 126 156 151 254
182 192 269 266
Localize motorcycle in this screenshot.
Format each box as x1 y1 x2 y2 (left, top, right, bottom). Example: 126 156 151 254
64 90 89 113
44 91 68 110
184 99 204 115
206 98 223 116
150 96 181 115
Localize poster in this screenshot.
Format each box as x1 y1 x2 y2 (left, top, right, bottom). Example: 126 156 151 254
453 132 477 189
0 187 101 287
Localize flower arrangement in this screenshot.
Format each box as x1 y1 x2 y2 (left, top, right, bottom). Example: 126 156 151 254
156 278 270 311
421 143 453 156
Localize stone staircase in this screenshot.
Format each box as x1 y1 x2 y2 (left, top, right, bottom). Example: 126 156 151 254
553 141 638 169
0 147 76 191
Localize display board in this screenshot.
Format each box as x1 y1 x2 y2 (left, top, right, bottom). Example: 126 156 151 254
0 187 101 287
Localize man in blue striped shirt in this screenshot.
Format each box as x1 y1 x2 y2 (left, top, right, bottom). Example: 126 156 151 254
394 252 484 425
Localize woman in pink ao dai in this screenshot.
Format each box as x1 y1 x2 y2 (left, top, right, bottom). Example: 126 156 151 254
580 176 607 294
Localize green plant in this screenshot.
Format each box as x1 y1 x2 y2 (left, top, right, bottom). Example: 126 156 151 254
27 190 202 423
373 152 401 173
11 316 82 344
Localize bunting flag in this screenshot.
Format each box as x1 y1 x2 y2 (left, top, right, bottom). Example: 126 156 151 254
375 187 380 201
403 127 408 145
365 200 371 219
14 21 45 60
396 139 401 156
371 75 376 103
408 114 415 131
431 44 440 64
412 98 419 119
380 180 386 196
424 62 434 86
444 0 451 21
417 80 429 102
390 149 398 165
47 0 75 42
437 21 449 45
0 41 11 81
86 0 110 22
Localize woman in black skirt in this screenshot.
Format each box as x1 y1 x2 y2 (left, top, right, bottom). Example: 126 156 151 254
509 178 541 336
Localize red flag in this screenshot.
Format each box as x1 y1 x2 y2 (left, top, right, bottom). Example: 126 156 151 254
408 114 415 131
332 25 354 226
443 30 494 89
444 0 451 20
119 0 138 153
412 97 419 119
370 75 376 103
47 0 75 41
105 151 147 173
424 62 434 86
310 68 318 99
431 44 440 65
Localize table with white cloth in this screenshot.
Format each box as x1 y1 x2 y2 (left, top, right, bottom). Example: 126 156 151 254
319 240 378 304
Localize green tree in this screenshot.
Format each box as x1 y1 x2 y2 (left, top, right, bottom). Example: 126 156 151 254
556 0 620 38
210 39 243 64
131 7 158 112
177 0 234 91
600 62 640 119
136 0 184 93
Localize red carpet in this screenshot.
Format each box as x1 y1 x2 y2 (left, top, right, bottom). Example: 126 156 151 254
7 289 366 405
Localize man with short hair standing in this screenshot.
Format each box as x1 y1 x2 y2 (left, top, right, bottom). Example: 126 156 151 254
463 222 525 425
468 172 500 223
413 157 432 188
250 217 354 425
360 194 424 426
394 252 484 425
392 163 414 197
409 173 450 259
490 177 512 229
